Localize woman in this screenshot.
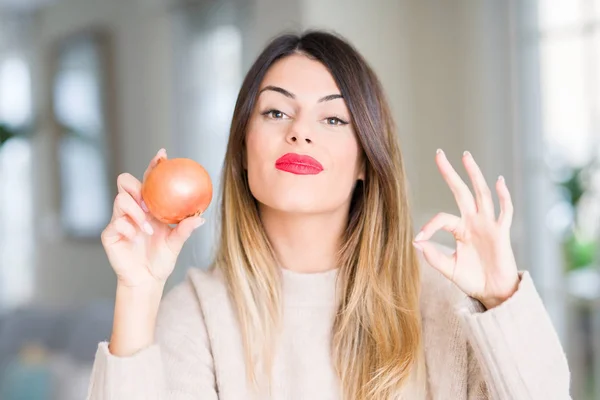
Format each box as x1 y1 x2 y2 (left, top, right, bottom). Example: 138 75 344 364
87 31 570 399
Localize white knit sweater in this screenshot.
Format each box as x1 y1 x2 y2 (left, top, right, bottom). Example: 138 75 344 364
86 256 571 399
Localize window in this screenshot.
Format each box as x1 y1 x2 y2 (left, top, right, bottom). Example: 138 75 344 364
0 55 33 310
0 57 31 127
52 33 113 238
535 1 600 397
538 0 600 242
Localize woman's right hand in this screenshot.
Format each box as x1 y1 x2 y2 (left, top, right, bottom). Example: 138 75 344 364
101 148 205 289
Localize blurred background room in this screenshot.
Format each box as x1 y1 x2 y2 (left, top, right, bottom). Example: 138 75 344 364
0 0 598 398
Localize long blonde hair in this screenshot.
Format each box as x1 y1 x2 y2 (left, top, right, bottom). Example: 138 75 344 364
215 31 423 399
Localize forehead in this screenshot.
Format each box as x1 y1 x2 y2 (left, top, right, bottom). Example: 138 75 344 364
259 53 341 97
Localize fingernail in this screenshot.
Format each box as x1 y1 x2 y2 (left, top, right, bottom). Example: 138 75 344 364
463 150 471 157
498 175 505 182
141 200 149 212
436 149 443 155
412 241 423 252
194 218 206 229
144 222 154 235
415 231 424 241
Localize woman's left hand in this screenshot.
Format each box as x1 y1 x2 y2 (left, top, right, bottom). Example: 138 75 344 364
413 149 520 309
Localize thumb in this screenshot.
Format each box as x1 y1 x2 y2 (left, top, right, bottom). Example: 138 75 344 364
413 240 455 281
166 216 205 254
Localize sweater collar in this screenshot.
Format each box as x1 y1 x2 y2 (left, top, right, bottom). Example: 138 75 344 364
280 267 339 307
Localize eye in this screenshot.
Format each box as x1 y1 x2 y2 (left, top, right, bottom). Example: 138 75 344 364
324 117 349 126
262 109 288 120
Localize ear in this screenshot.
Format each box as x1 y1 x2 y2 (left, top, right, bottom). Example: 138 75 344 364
357 156 366 181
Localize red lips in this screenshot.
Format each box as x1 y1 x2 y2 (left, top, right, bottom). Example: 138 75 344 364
275 153 324 175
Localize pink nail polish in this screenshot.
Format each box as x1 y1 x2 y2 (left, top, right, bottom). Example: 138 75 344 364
143 222 154 235
141 200 149 212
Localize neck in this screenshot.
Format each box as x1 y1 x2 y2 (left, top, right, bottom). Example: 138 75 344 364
259 206 348 274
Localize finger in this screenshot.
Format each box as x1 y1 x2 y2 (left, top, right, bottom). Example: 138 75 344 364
143 148 167 183
414 212 461 242
496 175 513 228
435 149 476 215
462 151 494 217
101 216 137 244
165 216 205 255
113 216 138 241
117 173 143 205
113 192 154 235
413 240 456 281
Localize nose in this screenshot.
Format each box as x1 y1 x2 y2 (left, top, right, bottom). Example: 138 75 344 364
286 118 312 145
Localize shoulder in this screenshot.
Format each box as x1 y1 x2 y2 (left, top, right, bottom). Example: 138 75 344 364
185 265 230 304
156 266 230 337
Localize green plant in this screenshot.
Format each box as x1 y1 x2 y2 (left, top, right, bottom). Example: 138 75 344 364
0 123 14 146
563 233 596 271
558 165 586 208
555 160 600 271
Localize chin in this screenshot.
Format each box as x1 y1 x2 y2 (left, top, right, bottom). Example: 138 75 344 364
258 190 325 214
248 173 353 215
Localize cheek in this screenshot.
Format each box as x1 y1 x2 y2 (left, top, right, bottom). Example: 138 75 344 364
328 136 362 181
308 135 361 210
245 121 281 198
245 121 278 169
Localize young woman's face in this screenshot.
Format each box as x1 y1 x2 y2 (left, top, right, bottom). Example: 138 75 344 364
245 53 364 215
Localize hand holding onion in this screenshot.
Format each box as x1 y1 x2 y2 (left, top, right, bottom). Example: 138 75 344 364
101 149 212 288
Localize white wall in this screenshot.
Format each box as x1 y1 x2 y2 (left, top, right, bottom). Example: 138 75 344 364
31 0 175 305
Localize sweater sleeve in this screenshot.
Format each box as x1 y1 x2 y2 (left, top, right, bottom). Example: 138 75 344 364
86 277 218 400
457 271 572 400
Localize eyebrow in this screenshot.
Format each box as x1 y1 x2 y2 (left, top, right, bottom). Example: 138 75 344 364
258 85 343 103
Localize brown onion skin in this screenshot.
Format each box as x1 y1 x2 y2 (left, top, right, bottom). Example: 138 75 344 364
141 158 213 224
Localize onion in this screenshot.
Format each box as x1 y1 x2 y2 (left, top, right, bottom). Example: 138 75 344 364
141 158 213 224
